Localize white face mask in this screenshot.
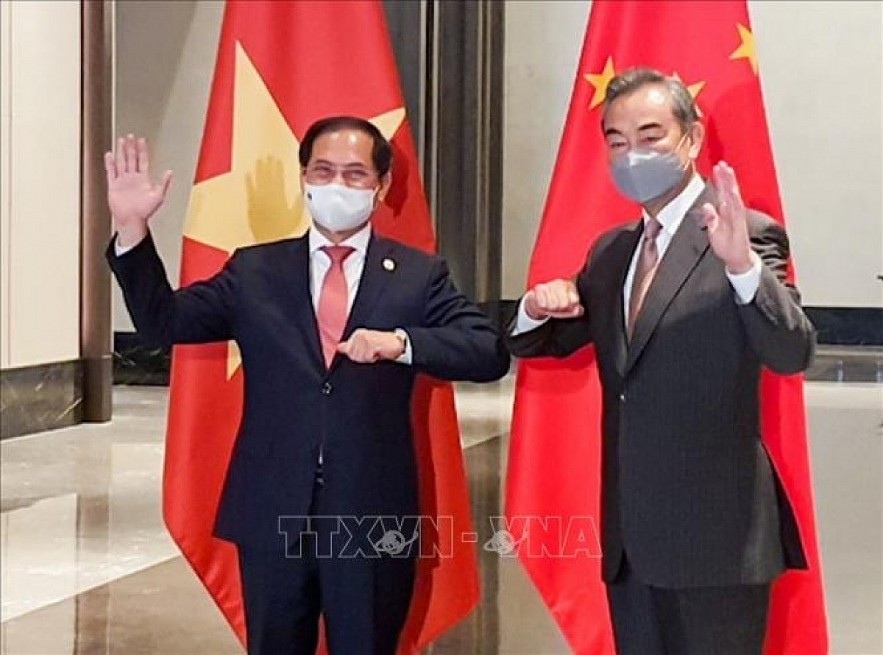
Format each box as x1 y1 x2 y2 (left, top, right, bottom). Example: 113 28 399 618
304 183 377 233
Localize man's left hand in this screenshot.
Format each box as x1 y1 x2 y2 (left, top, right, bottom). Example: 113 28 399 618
337 329 405 363
701 161 754 275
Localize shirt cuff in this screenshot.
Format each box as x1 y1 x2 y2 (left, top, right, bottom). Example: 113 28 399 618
511 297 550 335
114 234 139 257
393 328 412 365
726 251 762 305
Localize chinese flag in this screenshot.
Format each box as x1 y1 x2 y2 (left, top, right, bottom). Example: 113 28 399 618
163 1 479 651
505 1 828 653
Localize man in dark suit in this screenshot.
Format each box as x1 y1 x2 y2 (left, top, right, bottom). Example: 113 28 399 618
105 117 510 655
507 68 815 654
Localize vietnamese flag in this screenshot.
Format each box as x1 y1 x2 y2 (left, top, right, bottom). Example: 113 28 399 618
505 1 828 653
163 1 479 651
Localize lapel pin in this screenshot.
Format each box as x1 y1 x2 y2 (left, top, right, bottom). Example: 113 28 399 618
382 258 396 272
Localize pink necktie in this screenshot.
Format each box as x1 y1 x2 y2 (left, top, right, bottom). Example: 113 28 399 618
627 217 663 340
317 245 355 367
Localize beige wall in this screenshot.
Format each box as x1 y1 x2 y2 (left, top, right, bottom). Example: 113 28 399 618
113 0 224 331
502 0 591 299
0 1 82 369
503 0 883 308
751 0 883 308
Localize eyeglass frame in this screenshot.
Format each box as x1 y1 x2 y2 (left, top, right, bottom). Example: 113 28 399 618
301 162 384 189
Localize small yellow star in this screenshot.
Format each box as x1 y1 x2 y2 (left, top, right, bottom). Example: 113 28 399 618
671 72 706 102
730 23 758 75
183 42 405 378
672 72 706 117
584 56 616 110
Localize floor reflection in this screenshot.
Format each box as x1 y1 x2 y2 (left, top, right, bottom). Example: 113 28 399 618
1 368 881 654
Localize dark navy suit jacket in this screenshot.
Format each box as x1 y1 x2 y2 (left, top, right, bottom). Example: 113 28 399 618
109 231 509 548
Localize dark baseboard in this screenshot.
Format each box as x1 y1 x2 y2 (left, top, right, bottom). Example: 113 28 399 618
804 307 882 346
113 332 171 386
1 360 84 440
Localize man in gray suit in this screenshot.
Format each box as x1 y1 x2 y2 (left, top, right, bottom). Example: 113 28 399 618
507 68 815 654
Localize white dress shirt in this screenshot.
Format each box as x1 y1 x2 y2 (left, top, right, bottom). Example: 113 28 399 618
115 224 412 363
308 223 372 314
514 174 762 334
308 224 412 364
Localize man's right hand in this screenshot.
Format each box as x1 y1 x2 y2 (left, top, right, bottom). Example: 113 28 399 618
523 279 584 320
104 134 172 248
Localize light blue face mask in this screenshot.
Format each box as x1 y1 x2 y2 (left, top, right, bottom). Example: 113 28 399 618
609 134 691 203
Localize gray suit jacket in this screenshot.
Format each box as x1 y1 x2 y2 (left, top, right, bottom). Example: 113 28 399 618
507 185 815 588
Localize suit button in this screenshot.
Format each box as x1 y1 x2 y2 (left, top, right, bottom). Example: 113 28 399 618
619 392 626 402
322 382 332 395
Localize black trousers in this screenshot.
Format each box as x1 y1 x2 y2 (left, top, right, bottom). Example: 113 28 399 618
237 482 416 655
606 554 772 655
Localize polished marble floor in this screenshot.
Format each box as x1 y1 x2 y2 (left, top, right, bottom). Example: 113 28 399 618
1 371 881 654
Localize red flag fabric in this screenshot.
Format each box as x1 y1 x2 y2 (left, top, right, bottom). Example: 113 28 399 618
163 1 479 651
505 1 828 653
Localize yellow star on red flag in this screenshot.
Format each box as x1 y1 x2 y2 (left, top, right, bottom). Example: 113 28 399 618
584 56 616 110
730 23 758 75
671 72 706 102
672 72 706 117
183 42 405 378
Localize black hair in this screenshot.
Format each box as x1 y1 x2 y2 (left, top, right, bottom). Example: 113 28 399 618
299 116 393 176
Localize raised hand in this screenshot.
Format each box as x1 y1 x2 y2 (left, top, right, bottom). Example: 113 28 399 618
701 162 754 274
104 134 172 247
523 278 584 321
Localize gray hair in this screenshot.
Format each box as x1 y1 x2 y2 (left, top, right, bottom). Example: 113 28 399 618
602 67 699 132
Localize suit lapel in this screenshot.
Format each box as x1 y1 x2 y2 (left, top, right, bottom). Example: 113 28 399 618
279 236 325 372
624 185 715 374
327 235 396 374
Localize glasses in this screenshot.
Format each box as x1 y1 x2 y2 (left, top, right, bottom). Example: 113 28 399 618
303 164 378 188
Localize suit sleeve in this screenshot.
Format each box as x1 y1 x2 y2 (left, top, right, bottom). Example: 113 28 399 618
738 218 816 374
504 251 595 359
405 258 510 382
106 232 238 347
